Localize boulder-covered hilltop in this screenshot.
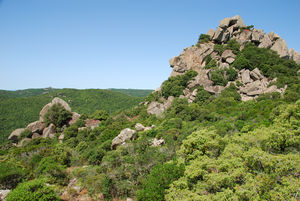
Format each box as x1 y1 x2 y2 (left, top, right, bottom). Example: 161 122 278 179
146 15 300 114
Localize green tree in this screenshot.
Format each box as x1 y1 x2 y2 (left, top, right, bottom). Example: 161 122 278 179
43 103 72 128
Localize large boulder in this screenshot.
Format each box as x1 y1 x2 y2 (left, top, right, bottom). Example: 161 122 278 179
135 123 145 131
258 35 273 49
69 112 81 125
147 96 174 117
289 48 300 64
251 29 264 42
8 128 25 142
213 27 225 42
219 17 231 29
241 69 253 84
221 49 236 60
231 15 246 28
268 32 280 41
206 29 215 39
39 97 72 122
111 128 136 149
271 38 289 59
26 121 45 134
250 68 264 81
42 123 56 138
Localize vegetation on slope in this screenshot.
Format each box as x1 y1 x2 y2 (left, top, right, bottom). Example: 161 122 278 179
0 89 148 143
1 38 300 201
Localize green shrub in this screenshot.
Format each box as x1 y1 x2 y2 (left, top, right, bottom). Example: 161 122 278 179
6 179 61 201
194 86 211 104
43 103 72 128
197 34 210 45
0 162 25 189
161 70 198 98
36 157 67 184
226 67 238 81
90 110 109 121
226 39 240 55
210 70 228 86
18 129 32 140
136 162 184 201
204 58 218 69
214 44 226 55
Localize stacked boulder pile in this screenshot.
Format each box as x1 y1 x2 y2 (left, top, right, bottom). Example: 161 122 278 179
146 15 299 116
111 123 161 149
8 97 80 146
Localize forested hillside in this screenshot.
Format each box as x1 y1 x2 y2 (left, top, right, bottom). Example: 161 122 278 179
0 88 150 143
108 89 154 97
1 16 299 201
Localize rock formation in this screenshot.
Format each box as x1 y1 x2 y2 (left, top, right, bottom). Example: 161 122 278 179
162 15 300 103
147 96 174 117
8 97 80 146
111 128 136 149
39 97 72 122
8 128 25 142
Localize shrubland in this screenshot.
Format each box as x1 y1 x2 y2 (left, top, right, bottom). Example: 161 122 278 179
1 32 300 201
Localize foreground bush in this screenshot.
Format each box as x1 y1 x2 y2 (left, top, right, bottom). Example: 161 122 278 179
6 179 61 201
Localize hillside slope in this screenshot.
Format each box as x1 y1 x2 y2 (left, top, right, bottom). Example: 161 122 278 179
1 16 299 201
0 88 148 143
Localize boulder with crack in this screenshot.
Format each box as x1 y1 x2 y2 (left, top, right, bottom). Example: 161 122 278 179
111 128 136 149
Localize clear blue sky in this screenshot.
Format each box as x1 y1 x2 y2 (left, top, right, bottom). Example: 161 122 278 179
0 0 299 90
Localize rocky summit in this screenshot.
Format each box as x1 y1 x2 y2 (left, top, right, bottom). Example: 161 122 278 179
145 15 300 115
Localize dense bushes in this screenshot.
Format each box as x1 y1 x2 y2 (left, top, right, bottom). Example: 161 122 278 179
136 161 184 201
0 162 25 189
165 101 300 200
210 69 228 86
161 70 198 98
196 34 210 46
232 42 300 88
6 179 61 201
43 103 72 128
214 39 240 55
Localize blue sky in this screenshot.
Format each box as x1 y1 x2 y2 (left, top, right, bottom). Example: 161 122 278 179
0 0 299 90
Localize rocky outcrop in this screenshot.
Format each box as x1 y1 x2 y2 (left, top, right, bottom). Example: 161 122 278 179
151 138 165 147
8 97 80 146
42 123 56 138
165 15 299 103
8 128 25 142
135 123 155 132
39 97 72 122
26 121 45 134
69 112 81 125
111 128 136 149
237 68 286 101
271 38 289 59
147 96 174 117
135 123 145 131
